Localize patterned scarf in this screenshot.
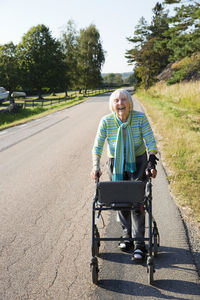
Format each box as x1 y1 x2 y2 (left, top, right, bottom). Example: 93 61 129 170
112 111 136 181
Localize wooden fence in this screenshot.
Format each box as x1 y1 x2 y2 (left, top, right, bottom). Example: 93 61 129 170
23 88 112 108
0 88 114 111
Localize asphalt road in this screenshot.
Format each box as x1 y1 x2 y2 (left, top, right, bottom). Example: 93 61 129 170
0 92 199 299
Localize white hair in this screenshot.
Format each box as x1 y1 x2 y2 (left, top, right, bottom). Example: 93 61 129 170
109 89 133 112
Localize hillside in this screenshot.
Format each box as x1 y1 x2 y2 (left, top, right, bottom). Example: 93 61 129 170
157 52 200 84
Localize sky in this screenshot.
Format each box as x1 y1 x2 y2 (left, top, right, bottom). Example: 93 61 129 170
0 0 161 74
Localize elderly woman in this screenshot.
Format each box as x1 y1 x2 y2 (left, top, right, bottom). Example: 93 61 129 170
91 88 158 260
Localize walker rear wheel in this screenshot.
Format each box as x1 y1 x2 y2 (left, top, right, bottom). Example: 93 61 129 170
147 256 154 285
91 257 99 284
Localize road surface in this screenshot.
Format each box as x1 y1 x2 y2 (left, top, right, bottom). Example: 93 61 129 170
0 92 199 299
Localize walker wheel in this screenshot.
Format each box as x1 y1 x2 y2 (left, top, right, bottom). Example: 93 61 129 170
153 229 160 257
91 257 99 284
148 264 154 285
153 233 158 257
94 225 100 256
147 256 154 285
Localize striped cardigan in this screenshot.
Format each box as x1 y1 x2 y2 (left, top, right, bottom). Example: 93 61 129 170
92 110 157 170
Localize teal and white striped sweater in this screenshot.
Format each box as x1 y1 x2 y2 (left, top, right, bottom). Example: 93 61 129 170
92 110 157 170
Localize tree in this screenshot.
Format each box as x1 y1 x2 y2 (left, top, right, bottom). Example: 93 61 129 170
126 17 149 66
163 0 200 61
77 24 105 92
113 74 123 87
103 73 123 87
124 73 138 87
103 73 115 87
0 42 19 93
126 3 170 88
60 20 79 94
17 24 66 98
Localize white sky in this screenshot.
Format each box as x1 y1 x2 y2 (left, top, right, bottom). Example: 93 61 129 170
0 0 161 73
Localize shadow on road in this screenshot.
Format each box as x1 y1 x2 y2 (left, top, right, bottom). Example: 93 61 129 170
154 245 200 273
98 279 198 299
96 245 200 299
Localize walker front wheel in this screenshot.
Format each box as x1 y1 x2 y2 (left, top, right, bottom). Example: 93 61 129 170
147 256 154 285
94 225 100 256
148 264 154 285
153 228 160 257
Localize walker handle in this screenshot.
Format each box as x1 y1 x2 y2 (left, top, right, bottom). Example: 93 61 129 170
146 168 153 180
95 171 100 184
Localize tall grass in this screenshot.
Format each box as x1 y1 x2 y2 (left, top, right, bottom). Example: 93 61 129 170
148 81 200 111
136 81 200 224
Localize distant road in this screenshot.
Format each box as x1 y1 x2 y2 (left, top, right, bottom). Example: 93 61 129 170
0 92 199 299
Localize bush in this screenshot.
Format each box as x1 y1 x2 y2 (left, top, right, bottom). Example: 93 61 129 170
167 52 200 85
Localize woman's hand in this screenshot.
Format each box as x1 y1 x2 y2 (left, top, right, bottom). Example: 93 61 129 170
91 169 102 180
146 153 159 178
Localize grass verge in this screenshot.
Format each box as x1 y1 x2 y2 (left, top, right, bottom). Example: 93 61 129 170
0 89 112 131
135 81 200 226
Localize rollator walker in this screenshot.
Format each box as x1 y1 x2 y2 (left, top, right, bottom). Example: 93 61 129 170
90 172 160 285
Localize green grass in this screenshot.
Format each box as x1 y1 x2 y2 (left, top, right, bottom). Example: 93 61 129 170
136 82 200 225
0 89 113 130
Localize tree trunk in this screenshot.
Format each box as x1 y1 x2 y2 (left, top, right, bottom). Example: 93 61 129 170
38 89 43 99
145 69 150 90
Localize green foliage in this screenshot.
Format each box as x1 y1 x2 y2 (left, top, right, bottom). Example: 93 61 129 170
60 20 79 91
167 52 200 84
17 24 66 97
167 69 187 84
0 21 105 98
77 24 105 91
103 73 123 87
123 73 136 86
164 0 200 61
126 0 200 89
126 3 170 89
0 42 19 92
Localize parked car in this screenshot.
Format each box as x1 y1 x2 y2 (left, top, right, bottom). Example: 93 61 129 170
11 91 26 98
0 87 9 104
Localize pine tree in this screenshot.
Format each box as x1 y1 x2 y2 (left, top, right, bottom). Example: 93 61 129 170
126 3 170 89
164 0 200 60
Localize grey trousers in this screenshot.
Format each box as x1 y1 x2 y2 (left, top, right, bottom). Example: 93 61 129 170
107 153 147 248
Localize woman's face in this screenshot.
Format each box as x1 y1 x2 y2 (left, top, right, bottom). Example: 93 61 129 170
112 93 130 122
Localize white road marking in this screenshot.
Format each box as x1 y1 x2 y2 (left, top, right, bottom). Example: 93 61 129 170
0 130 7 135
